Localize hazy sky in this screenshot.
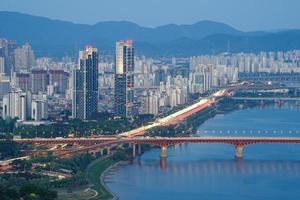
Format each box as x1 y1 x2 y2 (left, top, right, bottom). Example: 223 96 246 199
1 0 300 31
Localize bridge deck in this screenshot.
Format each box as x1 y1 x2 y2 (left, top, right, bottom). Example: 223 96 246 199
12 136 300 144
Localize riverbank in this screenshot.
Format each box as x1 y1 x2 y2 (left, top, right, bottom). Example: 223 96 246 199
56 155 119 200
88 157 117 200
100 161 130 200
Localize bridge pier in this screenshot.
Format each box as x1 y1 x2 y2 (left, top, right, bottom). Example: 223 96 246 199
235 145 244 159
132 144 136 158
160 145 167 158
107 147 111 155
138 144 141 155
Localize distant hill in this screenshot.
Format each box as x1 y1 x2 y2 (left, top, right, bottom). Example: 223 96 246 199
0 11 300 56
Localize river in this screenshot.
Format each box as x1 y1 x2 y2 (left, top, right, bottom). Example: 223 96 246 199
106 102 300 200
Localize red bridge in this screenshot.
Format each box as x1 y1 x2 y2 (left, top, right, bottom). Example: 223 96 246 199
12 136 300 158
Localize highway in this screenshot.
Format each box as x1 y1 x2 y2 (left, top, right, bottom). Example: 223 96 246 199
119 89 227 137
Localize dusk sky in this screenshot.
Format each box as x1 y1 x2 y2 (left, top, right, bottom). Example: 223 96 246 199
1 0 300 31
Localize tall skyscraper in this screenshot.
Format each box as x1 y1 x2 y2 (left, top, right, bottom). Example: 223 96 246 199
114 40 135 118
72 46 99 120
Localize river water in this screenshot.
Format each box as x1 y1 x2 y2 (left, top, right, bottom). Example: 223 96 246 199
106 103 300 200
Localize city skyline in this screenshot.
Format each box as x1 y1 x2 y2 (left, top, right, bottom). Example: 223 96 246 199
1 2 300 200
1 0 300 31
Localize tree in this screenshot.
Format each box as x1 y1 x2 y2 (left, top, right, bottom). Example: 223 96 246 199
19 183 57 200
0 140 20 159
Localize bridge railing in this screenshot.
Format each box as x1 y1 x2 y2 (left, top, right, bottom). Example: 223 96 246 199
196 130 300 135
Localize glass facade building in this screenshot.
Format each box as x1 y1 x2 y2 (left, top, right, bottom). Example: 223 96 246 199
72 46 98 120
114 40 134 118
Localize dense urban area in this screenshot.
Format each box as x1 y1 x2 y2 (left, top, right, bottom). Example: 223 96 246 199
1 36 300 200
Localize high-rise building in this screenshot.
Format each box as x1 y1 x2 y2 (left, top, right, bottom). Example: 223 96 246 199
49 69 69 95
14 43 35 73
2 88 31 121
0 39 17 75
13 72 31 92
0 57 5 74
114 40 134 117
72 46 99 120
7 41 17 74
148 91 159 115
154 69 166 86
31 98 48 121
0 78 10 99
189 72 204 94
189 64 213 94
31 69 49 94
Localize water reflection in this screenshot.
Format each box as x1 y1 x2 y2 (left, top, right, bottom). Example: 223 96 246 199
106 103 300 200
160 157 167 170
138 159 300 176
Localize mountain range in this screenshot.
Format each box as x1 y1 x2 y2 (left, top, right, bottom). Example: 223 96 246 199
1 11 300 57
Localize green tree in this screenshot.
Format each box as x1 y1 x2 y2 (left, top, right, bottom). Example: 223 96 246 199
19 183 57 200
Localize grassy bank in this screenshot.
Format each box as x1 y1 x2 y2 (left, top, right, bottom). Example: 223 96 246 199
89 157 117 200
57 157 117 200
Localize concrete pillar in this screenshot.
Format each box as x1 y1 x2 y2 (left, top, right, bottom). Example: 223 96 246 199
235 145 244 158
160 145 167 158
107 147 110 155
100 149 104 156
138 144 141 155
132 144 136 158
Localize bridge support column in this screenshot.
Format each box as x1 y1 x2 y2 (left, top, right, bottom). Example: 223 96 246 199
160 145 167 158
132 144 136 158
235 145 244 159
100 149 104 156
107 147 111 155
138 144 141 155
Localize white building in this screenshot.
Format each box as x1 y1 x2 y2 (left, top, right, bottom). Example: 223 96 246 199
2 88 31 121
189 64 213 94
148 91 159 115
31 99 48 121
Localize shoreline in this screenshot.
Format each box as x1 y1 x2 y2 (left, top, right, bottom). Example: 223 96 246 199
84 156 119 200
100 160 131 200
100 160 130 200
